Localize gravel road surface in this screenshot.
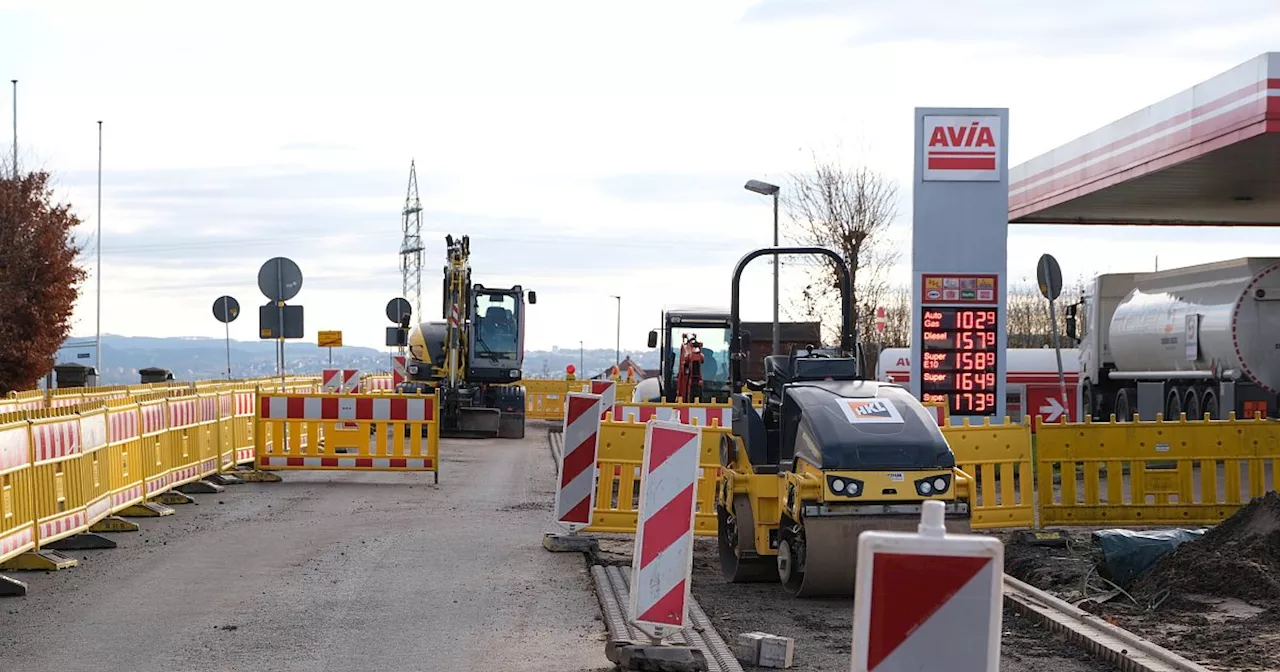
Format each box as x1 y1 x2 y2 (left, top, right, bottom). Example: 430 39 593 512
0 427 610 672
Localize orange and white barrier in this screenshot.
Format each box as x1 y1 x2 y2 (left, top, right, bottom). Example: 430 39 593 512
628 420 701 641
322 369 359 393
588 380 616 419
553 393 602 530
392 356 408 388
255 392 440 478
611 403 731 427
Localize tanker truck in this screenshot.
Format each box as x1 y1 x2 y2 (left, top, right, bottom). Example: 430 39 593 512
1066 257 1280 422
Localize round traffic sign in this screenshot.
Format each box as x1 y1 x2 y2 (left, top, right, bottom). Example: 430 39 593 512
385 297 412 324
1036 253 1063 301
212 295 240 323
257 257 304 302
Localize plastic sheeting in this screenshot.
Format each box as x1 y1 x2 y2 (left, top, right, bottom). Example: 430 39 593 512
1094 528 1207 586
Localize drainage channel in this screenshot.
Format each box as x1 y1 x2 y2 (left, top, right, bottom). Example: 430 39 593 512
591 564 744 672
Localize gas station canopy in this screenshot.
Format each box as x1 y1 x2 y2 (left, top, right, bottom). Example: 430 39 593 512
1009 52 1280 226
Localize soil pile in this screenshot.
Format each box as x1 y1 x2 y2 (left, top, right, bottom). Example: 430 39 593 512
1129 492 1280 603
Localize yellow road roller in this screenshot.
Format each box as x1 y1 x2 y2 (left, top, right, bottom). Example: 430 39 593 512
716 246 973 598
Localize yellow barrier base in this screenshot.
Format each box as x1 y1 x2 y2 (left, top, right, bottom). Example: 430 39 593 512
177 480 224 495
0 574 27 597
90 516 141 533
232 469 283 483
154 491 195 506
119 501 175 517
44 533 117 551
0 549 78 571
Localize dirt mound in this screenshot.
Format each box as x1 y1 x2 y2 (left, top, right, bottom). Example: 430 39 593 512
1129 492 1280 603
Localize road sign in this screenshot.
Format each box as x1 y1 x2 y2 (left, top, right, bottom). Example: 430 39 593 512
212 296 240 323
392 355 408 388
257 257 303 302
386 297 412 324
851 501 1003 672
628 420 701 641
1037 253 1063 301
589 380 616 419
875 306 886 334
322 369 359 393
318 330 343 348
554 393 603 531
259 304 304 339
1027 385 1075 426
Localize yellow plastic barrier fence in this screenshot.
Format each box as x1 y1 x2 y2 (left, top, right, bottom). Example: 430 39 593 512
231 388 256 466
139 397 173 499
103 399 148 516
584 413 729 537
28 413 90 549
255 392 441 481
1036 413 1280 527
523 380 569 420
609 401 733 426
166 396 204 489
78 406 113 530
0 419 36 572
942 419 1035 529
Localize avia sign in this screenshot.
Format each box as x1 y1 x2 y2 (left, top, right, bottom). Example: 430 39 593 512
923 115 1001 182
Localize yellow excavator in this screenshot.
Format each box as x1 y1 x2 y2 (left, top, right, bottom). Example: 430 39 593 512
397 234 535 439
716 246 973 597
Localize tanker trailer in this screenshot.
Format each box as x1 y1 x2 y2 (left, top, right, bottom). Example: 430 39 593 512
1066 257 1280 421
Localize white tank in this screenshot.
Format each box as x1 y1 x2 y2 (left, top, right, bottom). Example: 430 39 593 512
1107 257 1280 392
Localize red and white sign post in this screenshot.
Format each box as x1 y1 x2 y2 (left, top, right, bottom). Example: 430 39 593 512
322 369 359 393
553 393 603 532
851 500 1003 671
628 420 701 642
391 356 408 389
590 380 617 420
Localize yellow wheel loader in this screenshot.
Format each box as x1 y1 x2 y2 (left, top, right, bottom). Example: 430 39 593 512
716 246 973 598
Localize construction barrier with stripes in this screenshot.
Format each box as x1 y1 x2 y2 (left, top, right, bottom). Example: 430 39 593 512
0 373 447 594
255 391 440 481
562 399 1280 537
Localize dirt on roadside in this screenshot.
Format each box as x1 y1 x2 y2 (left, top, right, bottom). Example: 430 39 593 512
997 496 1280 672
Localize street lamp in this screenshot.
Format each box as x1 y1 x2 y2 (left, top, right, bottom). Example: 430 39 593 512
745 179 781 356
579 340 584 379
610 295 621 369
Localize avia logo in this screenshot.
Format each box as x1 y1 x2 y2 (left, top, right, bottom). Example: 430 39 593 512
839 397 905 425
896 357 910 366
924 116 999 173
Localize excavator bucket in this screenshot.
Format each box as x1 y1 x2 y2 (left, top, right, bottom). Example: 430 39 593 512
442 406 501 439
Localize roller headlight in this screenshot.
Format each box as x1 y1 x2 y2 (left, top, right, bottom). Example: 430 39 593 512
916 473 951 496
828 475 864 498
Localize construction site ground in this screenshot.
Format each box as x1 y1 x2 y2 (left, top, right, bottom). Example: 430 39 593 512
0 433 611 672
998 497 1280 672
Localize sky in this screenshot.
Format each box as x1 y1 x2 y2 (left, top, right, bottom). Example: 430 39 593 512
4 0 1280 354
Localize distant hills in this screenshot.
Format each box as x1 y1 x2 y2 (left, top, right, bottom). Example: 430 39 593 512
54 334 661 386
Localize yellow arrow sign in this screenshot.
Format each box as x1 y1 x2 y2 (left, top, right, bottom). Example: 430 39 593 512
318 330 343 348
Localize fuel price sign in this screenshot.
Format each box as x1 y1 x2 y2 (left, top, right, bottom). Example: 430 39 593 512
920 307 1000 416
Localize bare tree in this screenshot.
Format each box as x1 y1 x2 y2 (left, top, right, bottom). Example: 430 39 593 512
781 151 901 346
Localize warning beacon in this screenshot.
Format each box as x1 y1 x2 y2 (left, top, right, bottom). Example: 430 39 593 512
850 500 1003 672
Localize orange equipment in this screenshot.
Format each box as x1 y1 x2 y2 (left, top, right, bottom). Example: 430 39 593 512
676 333 705 402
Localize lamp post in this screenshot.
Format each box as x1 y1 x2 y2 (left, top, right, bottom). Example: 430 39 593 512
610 295 621 369
745 179 781 355
579 340 584 378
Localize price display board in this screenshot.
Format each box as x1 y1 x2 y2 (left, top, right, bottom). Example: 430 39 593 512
920 307 999 416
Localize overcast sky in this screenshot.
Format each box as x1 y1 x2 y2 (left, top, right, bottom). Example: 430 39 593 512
4 0 1280 354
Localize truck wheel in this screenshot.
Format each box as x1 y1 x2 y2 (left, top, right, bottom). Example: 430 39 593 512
1202 390 1219 420
1184 388 1202 421
1166 389 1183 420
1114 389 1133 422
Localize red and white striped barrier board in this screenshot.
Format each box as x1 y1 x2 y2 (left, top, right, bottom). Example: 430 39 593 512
392 356 408 388
322 369 360 393
589 380 616 419
361 376 394 392
168 398 199 429
611 404 732 428
554 392 602 531
628 420 701 640
851 500 1003 672
32 418 80 463
259 395 434 422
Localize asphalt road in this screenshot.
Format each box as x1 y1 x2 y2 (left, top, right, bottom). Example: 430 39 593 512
0 423 610 672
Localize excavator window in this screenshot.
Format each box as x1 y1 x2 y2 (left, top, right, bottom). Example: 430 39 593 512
475 293 519 355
